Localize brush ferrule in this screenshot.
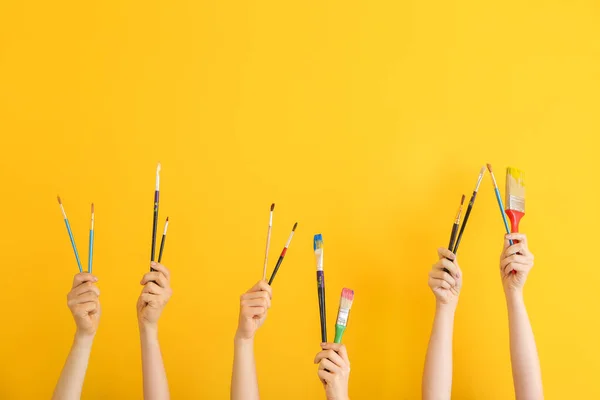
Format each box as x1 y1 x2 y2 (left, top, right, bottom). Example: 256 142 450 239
285 232 294 247
336 307 350 326
475 172 484 191
507 195 526 213
59 204 67 219
163 220 169 234
268 212 273 226
315 250 323 271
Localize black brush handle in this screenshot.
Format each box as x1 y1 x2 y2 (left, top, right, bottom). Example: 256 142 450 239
444 223 459 273
268 255 284 285
150 190 159 270
158 234 166 263
317 270 327 343
453 191 477 255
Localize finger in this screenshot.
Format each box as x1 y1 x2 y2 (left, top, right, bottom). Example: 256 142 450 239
248 280 273 298
318 358 340 373
503 262 531 277
139 293 156 305
142 282 164 295
502 237 510 252
242 306 266 318
506 233 528 247
500 254 531 269
70 281 100 298
149 262 171 280
504 243 526 257
317 370 334 384
240 291 272 308
72 273 98 289
437 248 456 261
320 343 350 362
241 298 270 309
429 270 457 287
140 272 169 288
73 301 98 317
435 258 459 278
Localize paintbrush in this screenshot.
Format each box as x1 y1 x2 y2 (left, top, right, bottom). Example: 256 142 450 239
453 167 486 255
88 203 94 273
151 163 161 269
334 288 354 344
448 194 466 252
158 217 169 263
487 163 514 246
314 234 327 343
263 203 275 280
505 168 525 275
57 196 83 273
268 222 298 285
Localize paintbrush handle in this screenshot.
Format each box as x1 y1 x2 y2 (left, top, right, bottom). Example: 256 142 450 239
317 271 327 343
158 234 166 263
505 210 524 274
150 190 159 265
88 229 94 274
268 255 284 285
493 188 514 246
64 220 83 273
453 191 477 255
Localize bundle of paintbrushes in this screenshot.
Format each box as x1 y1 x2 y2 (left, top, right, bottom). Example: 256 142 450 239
150 163 170 270
57 196 95 273
334 288 355 344
263 204 297 285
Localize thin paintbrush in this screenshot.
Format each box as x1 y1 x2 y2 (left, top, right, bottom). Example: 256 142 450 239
505 167 525 274
57 196 83 273
263 203 275 280
448 194 466 252
151 163 161 269
268 222 298 285
158 217 169 263
88 203 94 273
453 167 486 255
314 234 327 343
334 288 354 344
487 163 514 246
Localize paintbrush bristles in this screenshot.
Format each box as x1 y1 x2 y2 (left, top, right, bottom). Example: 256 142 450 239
57 196 62 205
340 288 354 310
461 195 465 205
506 167 525 213
486 163 493 173
270 203 275 211
292 222 298 231
314 233 324 271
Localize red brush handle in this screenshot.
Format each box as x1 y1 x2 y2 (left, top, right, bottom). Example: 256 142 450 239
505 210 525 274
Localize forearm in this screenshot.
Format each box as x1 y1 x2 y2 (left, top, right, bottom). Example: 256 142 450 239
506 291 543 400
52 334 94 400
231 336 259 400
140 325 170 400
422 303 456 400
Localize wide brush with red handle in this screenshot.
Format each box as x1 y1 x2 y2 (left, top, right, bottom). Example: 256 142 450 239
505 167 525 274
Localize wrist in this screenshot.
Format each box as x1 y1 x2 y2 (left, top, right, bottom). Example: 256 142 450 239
74 331 95 348
139 322 159 340
234 331 255 346
435 300 457 314
505 289 525 306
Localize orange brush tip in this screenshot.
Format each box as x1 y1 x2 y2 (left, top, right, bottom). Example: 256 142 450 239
166 216 169 222
57 195 62 204
91 203 94 213
461 194 465 205
486 163 493 173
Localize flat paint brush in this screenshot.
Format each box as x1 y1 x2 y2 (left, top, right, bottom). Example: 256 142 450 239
150 163 161 269
268 222 298 285
505 167 525 275
453 167 486 255
487 163 514 246
263 203 275 280
158 217 169 263
334 288 354 344
57 196 83 273
88 203 94 274
314 234 327 343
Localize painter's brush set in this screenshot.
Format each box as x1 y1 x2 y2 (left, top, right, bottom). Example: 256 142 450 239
58 163 171 273
445 164 526 258
260 206 355 343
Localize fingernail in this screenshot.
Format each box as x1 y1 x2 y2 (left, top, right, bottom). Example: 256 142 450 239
93 277 98 282
320 342 326 347
151 262 157 266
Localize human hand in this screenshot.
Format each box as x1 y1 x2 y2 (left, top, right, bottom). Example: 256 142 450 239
428 248 462 307
500 233 534 294
67 273 101 339
314 343 351 400
235 280 272 341
137 262 172 329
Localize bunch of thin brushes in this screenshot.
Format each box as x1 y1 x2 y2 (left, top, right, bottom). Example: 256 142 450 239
262 203 298 285
57 196 95 273
150 163 170 270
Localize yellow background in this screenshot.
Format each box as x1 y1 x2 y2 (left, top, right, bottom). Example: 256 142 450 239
0 0 599 398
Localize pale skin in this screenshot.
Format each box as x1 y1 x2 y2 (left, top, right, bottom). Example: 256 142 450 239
501 233 543 400
138 262 173 400
422 248 463 400
422 233 543 400
230 280 272 400
314 343 351 400
52 273 101 400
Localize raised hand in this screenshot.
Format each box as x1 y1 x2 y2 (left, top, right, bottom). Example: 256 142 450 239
500 233 534 294
428 248 462 307
235 280 272 341
314 343 351 400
